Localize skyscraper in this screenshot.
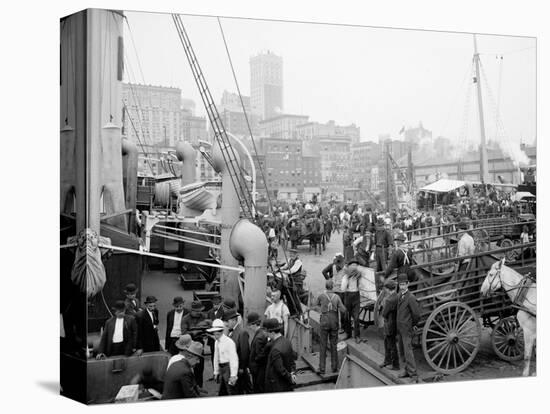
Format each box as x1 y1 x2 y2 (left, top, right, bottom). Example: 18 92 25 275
250 51 283 120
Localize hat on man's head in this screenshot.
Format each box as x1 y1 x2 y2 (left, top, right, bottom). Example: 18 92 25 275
397 273 409 284
144 295 157 304
262 318 282 333
346 258 360 266
207 319 225 333
247 312 261 326
222 308 239 322
124 283 137 293
112 300 126 312
172 296 185 306
175 334 192 350
458 220 469 230
384 279 397 290
223 298 236 309
334 253 344 262
190 300 205 312
182 341 204 359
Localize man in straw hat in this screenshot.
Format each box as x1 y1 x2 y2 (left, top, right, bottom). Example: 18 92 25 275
208 319 239 395
165 296 189 356
264 318 297 393
96 300 138 358
162 337 205 399
384 231 415 283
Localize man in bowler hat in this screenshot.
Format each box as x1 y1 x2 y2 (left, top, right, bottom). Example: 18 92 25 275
396 273 421 380
136 295 161 353
165 297 189 355
96 300 138 358
247 312 269 393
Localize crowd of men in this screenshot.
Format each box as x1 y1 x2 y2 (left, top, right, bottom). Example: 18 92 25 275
95 283 298 399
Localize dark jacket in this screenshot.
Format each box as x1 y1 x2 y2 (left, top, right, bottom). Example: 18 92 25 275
162 358 200 399
124 298 140 317
265 335 296 393
249 328 269 374
136 308 161 352
181 312 207 342
384 247 414 278
396 290 421 334
381 291 398 336
97 315 138 357
229 324 250 371
165 309 189 345
375 226 393 247
207 304 224 322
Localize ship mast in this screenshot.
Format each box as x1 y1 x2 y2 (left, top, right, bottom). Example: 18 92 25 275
473 34 490 184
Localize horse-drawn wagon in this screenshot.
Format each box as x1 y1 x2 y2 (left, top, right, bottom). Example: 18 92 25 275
392 229 536 375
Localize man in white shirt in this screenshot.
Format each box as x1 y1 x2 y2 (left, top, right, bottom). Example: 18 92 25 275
456 220 475 274
264 289 291 337
96 300 138 358
208 319 239 396
165 297 189 355
341 260 371 343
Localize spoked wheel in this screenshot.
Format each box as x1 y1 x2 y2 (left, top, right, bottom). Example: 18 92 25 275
491 316 524 361
422 301 482 375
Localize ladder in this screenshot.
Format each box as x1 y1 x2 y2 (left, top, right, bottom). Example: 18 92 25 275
172 14 256 220
387 151 412 193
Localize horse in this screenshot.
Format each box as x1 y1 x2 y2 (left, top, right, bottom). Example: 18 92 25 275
480 258 536 376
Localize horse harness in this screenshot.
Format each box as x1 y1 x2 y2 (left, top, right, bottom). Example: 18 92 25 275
490 267 536 317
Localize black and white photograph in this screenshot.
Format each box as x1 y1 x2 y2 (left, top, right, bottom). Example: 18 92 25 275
57 5 539 406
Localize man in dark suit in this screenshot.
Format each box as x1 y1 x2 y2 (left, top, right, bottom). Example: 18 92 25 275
96 300 138 358
224 307 251 394
165 297 189 355
123 283 140 317
264 318 296 393
247 312 269 394
162 338 204 399
136 295 161 353
396 273 421 381
379 279 400 370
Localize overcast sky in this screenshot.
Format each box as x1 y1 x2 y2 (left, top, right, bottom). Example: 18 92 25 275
123 11 536 147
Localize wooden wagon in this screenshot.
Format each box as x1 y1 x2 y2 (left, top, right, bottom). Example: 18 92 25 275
404 240 536 375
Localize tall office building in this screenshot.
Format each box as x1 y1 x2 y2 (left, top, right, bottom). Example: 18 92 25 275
250 51 283 120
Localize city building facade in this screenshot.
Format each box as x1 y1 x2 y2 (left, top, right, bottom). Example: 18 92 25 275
296 120 360 144
250 51 283 120
258 114 309 139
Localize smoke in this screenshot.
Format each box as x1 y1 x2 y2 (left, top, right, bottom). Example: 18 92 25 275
497 139 530 167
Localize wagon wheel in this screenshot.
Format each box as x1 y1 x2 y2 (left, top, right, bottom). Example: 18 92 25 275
422 301 482 375
499 238 517 261
491 316 524 362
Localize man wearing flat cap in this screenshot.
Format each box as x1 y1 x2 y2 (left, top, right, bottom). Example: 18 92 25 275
247 312 269 393
384 231 415 283
96 300 138 358
166 296 189 356
264 318 297 393
379 279 399 370
162 337 204 399
136 295 161 353
396 273 420 380
181 300 208 387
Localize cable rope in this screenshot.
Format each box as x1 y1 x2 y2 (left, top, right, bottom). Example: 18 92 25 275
124 53 152 147
171 14 256 219
217 17 275 216
125 105 156 175
216 17 291 268
479 46 535 56
495 55 504 142
100 13 109 125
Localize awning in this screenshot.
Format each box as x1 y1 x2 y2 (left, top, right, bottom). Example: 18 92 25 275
512 191 536 201
420 179 467 193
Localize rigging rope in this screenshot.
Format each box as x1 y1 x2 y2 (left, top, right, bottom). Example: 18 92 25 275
217 17 291 268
